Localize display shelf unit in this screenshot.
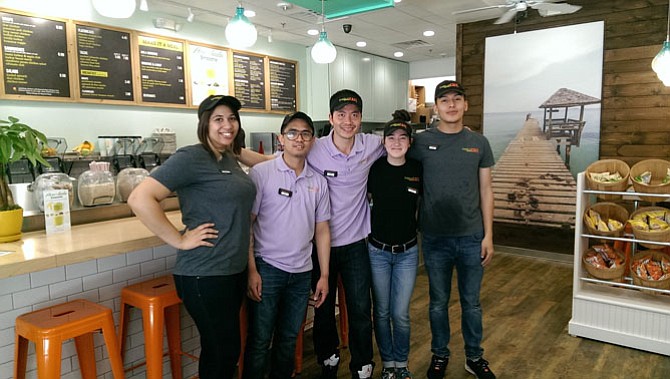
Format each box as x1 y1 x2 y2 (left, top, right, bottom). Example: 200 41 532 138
569 172 670 356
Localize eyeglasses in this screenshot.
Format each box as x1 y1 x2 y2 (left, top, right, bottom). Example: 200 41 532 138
283 130 314 141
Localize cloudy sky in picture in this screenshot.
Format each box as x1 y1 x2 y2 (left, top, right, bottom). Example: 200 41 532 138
483 21 604 114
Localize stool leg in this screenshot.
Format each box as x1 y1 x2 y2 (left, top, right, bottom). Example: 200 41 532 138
74 333 97 378
337 280 349 348
34 336 63 379
101 312 127 379
293 311 307 376
14 334 29 379
118 301 131 359
238 300 248 379
143 306 165 379
165 304 183 379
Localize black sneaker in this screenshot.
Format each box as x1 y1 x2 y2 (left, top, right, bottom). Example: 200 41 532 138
426 355 448 379
465 358 496 379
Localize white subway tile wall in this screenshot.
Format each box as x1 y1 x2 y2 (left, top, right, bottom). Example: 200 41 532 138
0 245 201 379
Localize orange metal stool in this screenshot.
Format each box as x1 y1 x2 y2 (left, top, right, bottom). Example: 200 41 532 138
14 298 125 379
119 275 183 379
293 275 349 375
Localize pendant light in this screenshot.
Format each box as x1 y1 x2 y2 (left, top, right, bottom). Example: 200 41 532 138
225 3 258 49
311 0 337 64
652 0 670 86
91 0 136 19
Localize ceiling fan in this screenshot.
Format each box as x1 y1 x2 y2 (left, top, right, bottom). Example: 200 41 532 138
453 0 582 25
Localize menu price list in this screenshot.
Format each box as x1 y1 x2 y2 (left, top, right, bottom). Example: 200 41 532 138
0 12 70 97
233 52 265 109
76 25 133 100
138 35 185 104
269 59 297 112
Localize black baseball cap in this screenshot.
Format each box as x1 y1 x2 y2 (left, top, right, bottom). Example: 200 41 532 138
281 111 315 133
329 89 363 114
434 80 466 100
383 120 412 137
198 95 242 120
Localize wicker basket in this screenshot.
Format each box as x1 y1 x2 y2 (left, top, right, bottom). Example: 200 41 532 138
630 159 670 203
583 202 629 237
630 251 670 293
582 246 625 281
585 159 630 200
629 206 670 249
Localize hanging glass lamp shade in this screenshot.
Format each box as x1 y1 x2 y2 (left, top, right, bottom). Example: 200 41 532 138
652 40 670 86
311 31 337 64
225 6 258 48
91 0 136 19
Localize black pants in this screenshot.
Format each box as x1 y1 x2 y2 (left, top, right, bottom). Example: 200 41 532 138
311 239 374 375
174 272 246 379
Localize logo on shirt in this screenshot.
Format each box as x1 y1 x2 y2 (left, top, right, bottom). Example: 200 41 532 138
404 176 420 182
462 147 479 153
307 185 320 193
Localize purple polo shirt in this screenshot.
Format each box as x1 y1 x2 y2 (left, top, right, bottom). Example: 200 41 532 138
307 131 384 247
249 154 331 273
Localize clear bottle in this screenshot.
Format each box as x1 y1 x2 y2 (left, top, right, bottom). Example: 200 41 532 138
31 173 75 212
78 167 115 207
116 167 150 202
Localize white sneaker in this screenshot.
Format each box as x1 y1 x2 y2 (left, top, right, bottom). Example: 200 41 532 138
357 363 373 378
323 353 340 367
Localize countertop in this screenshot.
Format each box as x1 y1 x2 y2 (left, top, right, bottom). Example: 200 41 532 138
0 211 183 279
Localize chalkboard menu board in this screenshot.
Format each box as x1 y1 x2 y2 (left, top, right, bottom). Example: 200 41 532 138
76 24 133 101
232 52 265 109
138 35 185 104
269 58 297 112
0 12 70 97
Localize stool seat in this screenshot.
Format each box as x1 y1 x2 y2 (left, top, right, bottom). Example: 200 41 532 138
119 275 183 379
14 299 124 379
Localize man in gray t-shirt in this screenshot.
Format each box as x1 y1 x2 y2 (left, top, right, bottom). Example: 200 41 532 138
408 80 496 379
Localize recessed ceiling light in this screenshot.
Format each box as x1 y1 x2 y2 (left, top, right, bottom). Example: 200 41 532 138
356 41 367 47
394 0 402 3
423 30 435 37
308 29 319 36
363 57 371 61
394 51 404 58
244 9 256 18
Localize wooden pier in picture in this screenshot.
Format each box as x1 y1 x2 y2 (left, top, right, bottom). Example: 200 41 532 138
492 117 576 229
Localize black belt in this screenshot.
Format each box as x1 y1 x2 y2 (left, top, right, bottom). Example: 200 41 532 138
369 237 417 253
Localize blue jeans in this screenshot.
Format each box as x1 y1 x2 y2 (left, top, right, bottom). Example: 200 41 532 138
243 258 311 379
368 243 418 369
311 239 374 375
174 273 246 379
422 232 485 360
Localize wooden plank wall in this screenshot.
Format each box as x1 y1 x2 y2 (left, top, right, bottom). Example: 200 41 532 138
457 0 670 167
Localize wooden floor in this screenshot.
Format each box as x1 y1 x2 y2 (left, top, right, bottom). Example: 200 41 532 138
295 250 670 379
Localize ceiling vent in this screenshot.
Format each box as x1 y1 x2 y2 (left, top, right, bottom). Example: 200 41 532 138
392 40 433 49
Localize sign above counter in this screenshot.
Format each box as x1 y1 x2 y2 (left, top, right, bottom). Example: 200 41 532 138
0 8 298 113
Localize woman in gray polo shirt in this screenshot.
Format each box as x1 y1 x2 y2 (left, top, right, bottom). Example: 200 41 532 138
129 95 256 379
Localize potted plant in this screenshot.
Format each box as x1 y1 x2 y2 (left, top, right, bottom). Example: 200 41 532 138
0 116 49 242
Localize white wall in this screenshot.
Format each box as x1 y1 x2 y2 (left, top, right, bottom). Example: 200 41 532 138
409 56 456 80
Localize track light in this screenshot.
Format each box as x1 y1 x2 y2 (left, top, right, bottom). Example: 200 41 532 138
139 0 148 12
187 7 194 23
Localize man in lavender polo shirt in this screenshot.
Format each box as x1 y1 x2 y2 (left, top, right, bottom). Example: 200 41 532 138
243 112 331 379
308 89 384 379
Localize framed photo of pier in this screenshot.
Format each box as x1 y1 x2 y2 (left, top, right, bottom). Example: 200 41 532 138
482 21 604 251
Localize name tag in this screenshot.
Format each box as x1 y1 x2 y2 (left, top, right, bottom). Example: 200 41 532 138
407 187 418 195
278 188 293 197
324 170 338 177
428 145 438 151
220 169 232 174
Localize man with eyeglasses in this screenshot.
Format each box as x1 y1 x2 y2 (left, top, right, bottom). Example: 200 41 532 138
243 112 332 379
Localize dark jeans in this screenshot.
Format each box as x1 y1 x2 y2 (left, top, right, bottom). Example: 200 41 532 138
311 239 374 375
243 259 311 379
174 272 246 379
